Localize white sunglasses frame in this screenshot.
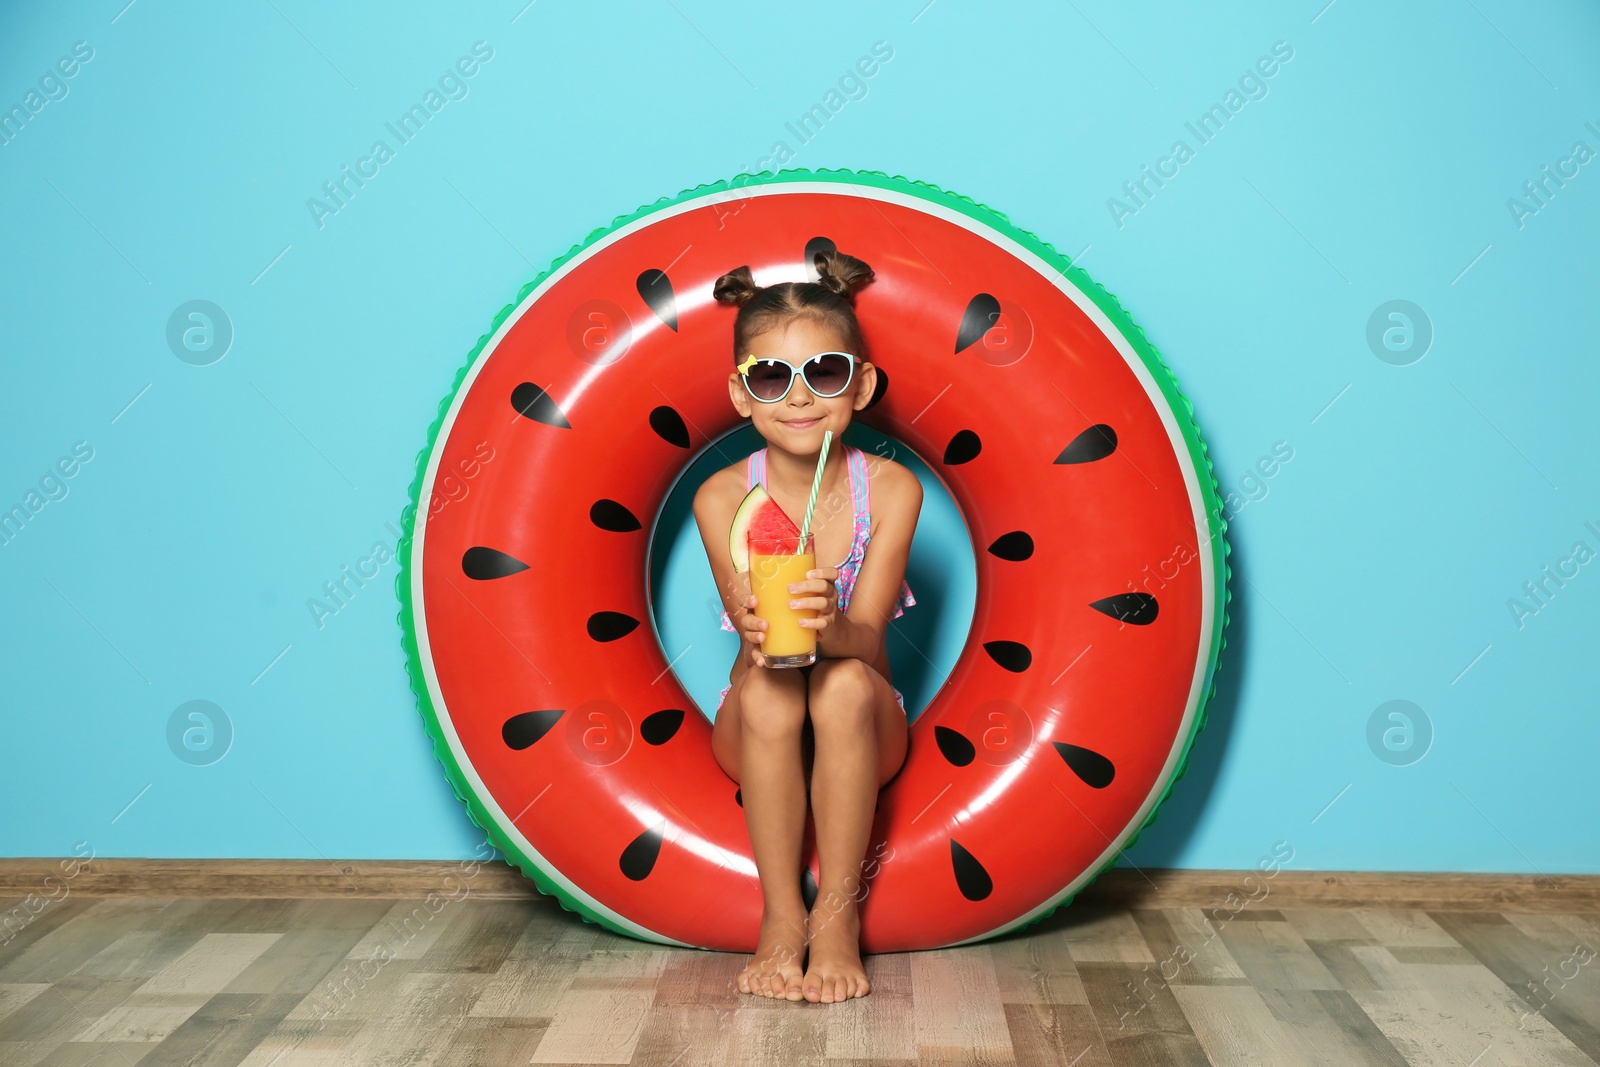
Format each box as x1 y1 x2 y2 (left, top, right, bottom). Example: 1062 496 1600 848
737 351 861 404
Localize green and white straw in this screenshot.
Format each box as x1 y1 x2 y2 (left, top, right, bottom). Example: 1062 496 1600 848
798 429 833 548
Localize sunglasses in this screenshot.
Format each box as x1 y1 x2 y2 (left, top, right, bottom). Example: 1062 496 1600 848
737 351 860 403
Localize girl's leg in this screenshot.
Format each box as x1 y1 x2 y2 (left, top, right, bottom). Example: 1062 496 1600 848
712 664 811 1000
801 658 908 1003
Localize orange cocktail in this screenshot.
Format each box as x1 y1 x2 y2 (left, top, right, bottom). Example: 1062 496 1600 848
750 533 818 667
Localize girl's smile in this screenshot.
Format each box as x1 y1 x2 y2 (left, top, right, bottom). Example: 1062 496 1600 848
780 416 823 430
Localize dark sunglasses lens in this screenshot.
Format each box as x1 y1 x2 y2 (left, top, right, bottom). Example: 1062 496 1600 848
805 354 852 395
748 361 792 400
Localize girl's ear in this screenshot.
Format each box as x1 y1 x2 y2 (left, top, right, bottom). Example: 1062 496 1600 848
729 372 754 418
852 362 878 411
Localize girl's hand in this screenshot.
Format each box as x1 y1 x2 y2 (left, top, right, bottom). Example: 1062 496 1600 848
791 566 840 639
737 594 768 669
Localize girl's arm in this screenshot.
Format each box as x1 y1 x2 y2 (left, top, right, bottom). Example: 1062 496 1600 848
816 461 923 661
692 470 747 632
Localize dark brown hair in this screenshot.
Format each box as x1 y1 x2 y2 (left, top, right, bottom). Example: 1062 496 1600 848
712 249 875 360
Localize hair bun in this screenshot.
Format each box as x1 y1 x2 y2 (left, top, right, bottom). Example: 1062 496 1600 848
712 266 762 308
813 249 874 300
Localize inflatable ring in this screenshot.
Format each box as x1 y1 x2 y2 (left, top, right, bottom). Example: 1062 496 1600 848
398 169 1230 954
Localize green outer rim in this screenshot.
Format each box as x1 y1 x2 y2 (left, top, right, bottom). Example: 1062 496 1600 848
394 167 1233 948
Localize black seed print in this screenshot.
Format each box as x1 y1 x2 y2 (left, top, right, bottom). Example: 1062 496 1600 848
1089 593 1159 626
805 236 837 279
509 383 572 428
462 546 530 580
502 709 563 750
636 269 677 330
587 611 640 642
956 294 1002 354
1055 424 1118 464
641 709 684 745
863 366 888 410
619 820 666 880
1053 741 1116 789
649 405 691 449
590 499 642 532
943 429 982 465
950 839 993 901
987 532 1034 561
935 725 976 767
983 640 1032 672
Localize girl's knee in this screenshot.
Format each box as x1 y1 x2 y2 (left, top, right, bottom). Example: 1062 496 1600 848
807 659 874 725
747 663 806 696
809 658 871 695
739 668 807 739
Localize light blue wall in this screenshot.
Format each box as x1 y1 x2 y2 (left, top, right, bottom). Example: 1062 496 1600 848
3 1 1596 875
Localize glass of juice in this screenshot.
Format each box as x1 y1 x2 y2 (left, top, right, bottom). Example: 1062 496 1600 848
749 532 818 668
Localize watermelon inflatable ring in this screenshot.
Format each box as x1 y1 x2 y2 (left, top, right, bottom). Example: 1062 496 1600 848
398 169 1230 954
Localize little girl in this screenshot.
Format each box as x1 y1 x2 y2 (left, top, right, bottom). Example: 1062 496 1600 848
691 249 922 1005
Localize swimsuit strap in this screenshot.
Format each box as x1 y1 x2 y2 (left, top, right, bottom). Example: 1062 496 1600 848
848 445 870 522
748 447 766 489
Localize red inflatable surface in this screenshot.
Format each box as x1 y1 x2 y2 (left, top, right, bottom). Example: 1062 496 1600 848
399 171 1229 953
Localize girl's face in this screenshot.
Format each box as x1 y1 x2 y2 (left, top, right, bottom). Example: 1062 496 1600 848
727 319 876 454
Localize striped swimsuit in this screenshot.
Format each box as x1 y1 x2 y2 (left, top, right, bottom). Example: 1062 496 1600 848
717 444 916 713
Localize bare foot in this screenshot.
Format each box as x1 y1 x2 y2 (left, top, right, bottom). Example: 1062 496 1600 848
801 898 870 1002
737 908 809 1000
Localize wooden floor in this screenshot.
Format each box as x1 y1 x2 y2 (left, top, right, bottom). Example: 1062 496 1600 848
1 893 1598 1066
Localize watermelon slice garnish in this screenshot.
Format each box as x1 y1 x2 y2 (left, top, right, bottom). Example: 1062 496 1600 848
727 483 802 572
